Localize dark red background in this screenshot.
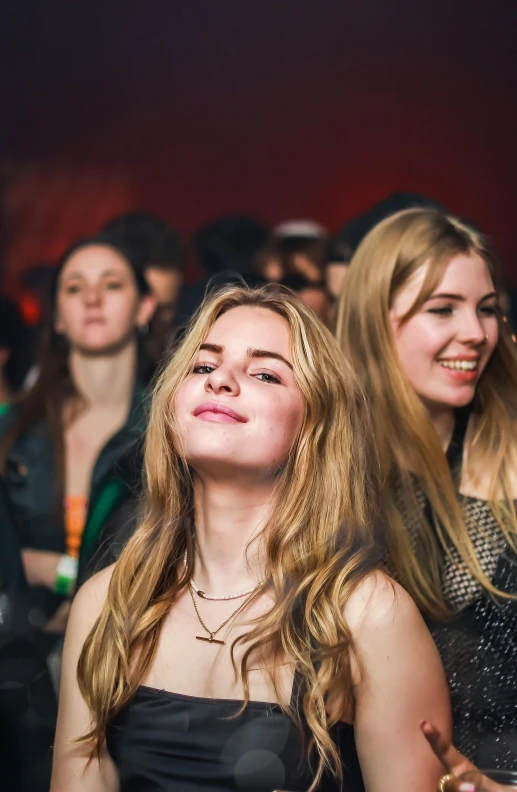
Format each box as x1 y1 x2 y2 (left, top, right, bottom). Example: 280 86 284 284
1 0 516 284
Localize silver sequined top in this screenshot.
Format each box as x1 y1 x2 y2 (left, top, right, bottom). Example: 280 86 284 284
393 481 517 767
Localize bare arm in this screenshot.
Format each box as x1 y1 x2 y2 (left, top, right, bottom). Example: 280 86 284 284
50 565 119 792
22 549 73 632
347 572 452 792
22 548 61 588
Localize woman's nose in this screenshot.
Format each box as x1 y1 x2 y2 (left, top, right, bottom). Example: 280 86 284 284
204 364 240 395
457 310 487 345
83 285 102 305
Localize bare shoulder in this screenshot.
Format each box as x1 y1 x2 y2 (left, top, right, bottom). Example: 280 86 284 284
69 564 115 637
76 563 115 602
344 569 420 636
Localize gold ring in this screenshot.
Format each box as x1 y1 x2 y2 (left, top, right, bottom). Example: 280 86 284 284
439 774 455 792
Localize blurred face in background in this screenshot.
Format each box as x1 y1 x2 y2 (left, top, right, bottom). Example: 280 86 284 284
297 286 330 324
145 265 183 362
145 265 183 324
390 252 499 413
325 262 349 301
55 245 155 355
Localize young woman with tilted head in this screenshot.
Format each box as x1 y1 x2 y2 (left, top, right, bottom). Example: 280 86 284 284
336 208 517 772
51 285 450 792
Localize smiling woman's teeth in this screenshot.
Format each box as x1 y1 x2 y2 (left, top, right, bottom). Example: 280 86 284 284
440 360 477 371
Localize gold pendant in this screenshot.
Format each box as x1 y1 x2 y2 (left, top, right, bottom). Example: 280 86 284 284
196 634 225 645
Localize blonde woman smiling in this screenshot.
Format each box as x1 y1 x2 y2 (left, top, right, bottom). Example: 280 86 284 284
337 208 517 773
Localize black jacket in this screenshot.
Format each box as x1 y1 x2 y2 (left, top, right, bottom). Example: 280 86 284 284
0 384 148 619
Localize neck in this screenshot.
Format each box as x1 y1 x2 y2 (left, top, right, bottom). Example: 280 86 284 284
191 475 274 595
425 403 455 451
68 342 137 410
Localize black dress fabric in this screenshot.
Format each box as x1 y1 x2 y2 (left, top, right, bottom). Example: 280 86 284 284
106 682 364 792
392 407 517 768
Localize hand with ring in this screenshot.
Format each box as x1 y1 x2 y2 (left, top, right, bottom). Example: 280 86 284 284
421 721 509 791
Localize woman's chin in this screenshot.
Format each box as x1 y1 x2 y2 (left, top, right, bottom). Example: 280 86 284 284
72 336 131 356
188 454 277 482
427 392 476 411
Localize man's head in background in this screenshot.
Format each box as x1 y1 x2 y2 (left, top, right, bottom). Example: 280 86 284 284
102 212 184 369
326 192 447 302
193 215 269 277
172 215 270 331
256 220 330 323
102 211 184 316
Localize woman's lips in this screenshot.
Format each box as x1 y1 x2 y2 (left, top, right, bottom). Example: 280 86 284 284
440 367 478 383
193 402 248 423
437 356 480 383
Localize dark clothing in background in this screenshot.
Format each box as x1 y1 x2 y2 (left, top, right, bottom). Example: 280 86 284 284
0 383 148 622
76 447 144 587
0 477 27 599
0 386 148 791
429 541 517 768
391 409 517 767
0 481 57 792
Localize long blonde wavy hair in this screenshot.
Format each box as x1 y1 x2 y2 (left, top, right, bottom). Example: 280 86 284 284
336 208 517 619
77 284 381 788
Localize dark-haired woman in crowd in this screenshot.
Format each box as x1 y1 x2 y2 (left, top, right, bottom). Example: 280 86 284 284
0 237 155 634
336 208 517 778
51 284 450 792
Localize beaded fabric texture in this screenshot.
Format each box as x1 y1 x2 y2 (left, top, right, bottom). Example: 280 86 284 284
391 480 517 768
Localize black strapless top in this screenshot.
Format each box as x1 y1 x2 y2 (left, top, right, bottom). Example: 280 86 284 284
106 684 364 791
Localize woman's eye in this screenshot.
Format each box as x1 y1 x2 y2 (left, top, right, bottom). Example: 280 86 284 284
193 364 215 374
65 284 81 294
480 305 497 316
428 306 452 316
254 372 281 384
105 281 123 290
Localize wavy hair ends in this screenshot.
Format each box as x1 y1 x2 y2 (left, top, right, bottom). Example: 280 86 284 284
76 284 382 788
336 208 517 618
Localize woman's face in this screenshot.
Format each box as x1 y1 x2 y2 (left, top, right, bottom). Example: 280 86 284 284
55 245 155 354
175 305 305 481
390 252 499 413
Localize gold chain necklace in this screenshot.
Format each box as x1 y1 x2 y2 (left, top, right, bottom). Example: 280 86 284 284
188 583 254 646
184 551 266 601
190 576 265 601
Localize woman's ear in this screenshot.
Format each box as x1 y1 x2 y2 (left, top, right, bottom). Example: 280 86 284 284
136 294 157 329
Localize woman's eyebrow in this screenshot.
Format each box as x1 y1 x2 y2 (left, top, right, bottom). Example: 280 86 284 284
199 343 223 354
61 271 86 281
247 347 293 370
198 343 293 370
62 269 127 281
428 291 497 302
